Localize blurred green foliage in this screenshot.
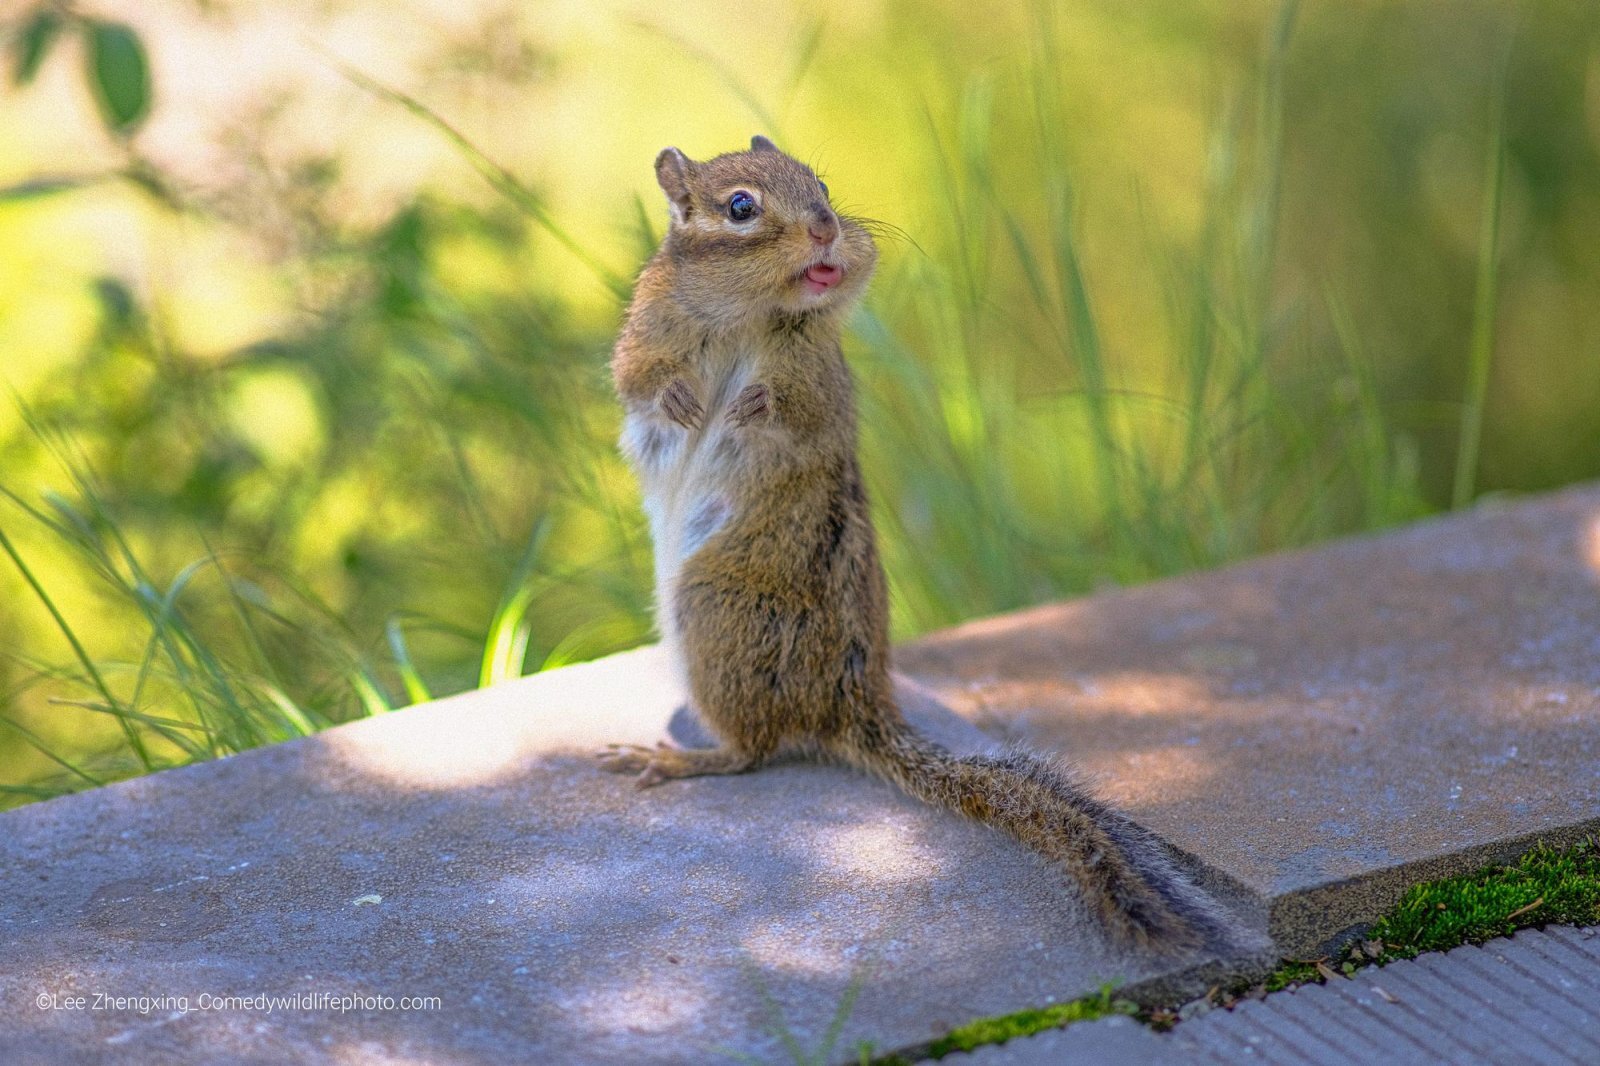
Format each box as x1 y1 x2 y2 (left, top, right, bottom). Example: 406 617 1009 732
9 5 149 135
1 0 1597 803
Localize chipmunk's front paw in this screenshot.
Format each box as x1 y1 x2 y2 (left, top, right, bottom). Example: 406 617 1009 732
660 379 704 430
595 743 671 789
726 383 770 427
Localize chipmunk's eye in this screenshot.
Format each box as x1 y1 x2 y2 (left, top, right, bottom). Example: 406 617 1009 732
728 191 757 222
819 181 829 198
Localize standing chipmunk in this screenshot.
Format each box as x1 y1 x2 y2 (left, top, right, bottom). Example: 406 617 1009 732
602 136 1234 953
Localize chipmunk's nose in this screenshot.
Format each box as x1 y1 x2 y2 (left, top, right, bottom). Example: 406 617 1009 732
807 205 839 246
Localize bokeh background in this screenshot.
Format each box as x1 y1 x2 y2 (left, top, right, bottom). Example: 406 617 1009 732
2 0 1597 804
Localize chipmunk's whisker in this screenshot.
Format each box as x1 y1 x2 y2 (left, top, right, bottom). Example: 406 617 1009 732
841 211 923 254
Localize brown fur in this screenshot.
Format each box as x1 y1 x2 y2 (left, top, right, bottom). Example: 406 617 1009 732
601 137 1233 954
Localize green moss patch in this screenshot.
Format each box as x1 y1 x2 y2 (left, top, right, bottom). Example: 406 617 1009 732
1374 839 1600 952
924 987 1135 1058
871 985 1134 1064
1264 838 1600 993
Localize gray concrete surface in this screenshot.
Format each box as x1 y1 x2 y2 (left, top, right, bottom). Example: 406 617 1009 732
952 926 1600 1066
2 486 1599 1063
0 647 1248 1065
900 484 1600 954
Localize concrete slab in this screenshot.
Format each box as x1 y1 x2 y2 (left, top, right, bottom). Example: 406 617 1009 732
0 647 1243 1066
898 484 1600 954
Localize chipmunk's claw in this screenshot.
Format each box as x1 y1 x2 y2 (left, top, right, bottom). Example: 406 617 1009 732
726 383 770 427
595 743 651 773
661 380 704 430
596 742 671 788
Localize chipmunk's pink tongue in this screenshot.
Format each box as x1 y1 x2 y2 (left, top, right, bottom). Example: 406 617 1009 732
804 263 842 294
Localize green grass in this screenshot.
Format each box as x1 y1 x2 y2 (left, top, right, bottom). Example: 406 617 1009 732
0 0 1579 803
0 416 392 803
0 404 613 804
1450 32 1511 511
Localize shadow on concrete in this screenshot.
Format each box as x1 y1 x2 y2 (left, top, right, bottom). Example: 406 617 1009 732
0 657 1251 1065
898 484 1600 953
9 487 1596 1062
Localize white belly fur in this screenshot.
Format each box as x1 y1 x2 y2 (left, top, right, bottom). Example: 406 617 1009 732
619 359 754 678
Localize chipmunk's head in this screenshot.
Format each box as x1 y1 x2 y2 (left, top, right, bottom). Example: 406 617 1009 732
653 136 877 324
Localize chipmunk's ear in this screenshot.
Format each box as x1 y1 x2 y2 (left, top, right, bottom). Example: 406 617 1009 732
655 147 696 223
750 135 779 153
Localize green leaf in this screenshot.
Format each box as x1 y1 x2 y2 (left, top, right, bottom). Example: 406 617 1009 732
83 20 150 135
12 8 62 86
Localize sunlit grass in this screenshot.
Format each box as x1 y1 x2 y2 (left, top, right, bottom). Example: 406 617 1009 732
0 424 347 803
0 0 1580 804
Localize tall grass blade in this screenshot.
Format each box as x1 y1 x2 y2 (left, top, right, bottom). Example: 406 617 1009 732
386 618 435 705
0 712 105 787
1451 43 1510 510
480 517 550 687
0 523 153 770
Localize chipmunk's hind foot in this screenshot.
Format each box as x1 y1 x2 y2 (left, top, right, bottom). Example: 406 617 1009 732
596 742 759 789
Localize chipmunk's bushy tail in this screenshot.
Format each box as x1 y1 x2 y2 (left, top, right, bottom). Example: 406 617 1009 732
832 716 1231 954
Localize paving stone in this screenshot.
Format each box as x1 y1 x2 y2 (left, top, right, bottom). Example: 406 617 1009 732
1363 957 1518 1060
0 646 1242 1065
1315 972 1469 1064
1147 928 1600 1066
899 484 1600 953
1409 950 1574 1063
1441 946 1600 1054
1197 998 1325 1063
1265 983 1393 1063
1544 925 1600 959
1485 939 1600 1014
1514 928 1600 985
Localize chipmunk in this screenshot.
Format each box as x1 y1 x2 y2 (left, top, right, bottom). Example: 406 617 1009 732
601 136 1233 954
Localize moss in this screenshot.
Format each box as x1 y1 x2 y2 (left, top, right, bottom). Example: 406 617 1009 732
1374 839 1600 954
1263 837 1600 992
1262 960 1320 993
911 986 1135 1061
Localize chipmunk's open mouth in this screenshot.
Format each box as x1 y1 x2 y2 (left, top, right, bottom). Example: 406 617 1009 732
802 262 843 295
